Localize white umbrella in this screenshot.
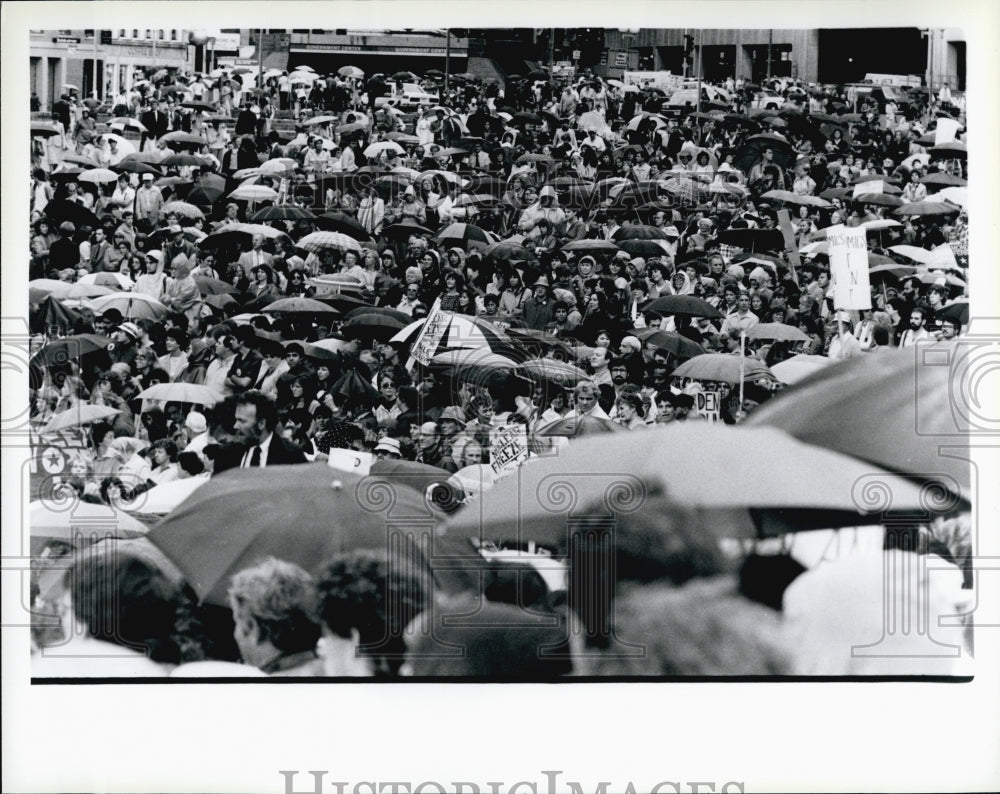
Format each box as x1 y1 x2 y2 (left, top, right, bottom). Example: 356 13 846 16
87 292 167 320
78 168 119 185
126 475 210 515
228 184 279 202
78 271 134 289
364 141 405 159
103 133 137 154
770 354 834 385
927 187 967 208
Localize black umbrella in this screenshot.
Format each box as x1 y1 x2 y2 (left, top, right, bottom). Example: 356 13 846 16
716 227 786 253
314 211 371 240
733 134 795 173
383 220 434 240
641 295 725 319
44 200 100 229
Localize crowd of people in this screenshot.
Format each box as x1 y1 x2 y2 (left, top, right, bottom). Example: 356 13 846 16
26 50 973 677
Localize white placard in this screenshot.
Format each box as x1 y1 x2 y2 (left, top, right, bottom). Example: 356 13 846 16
489 423 529 476
326 447 372 475
852 179 883 198
934 117 961 145
827 224 872 310
408 297 451 367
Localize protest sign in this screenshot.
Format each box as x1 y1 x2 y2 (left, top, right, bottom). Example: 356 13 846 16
827 224 872 310
852 179 884 198
934 117 961 145
695 390 721 422
408 298 451 368
327 447 372 476
489 424 529 476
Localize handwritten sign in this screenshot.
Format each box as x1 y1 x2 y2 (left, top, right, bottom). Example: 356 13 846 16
695 390 721 422
489 424 529 476
327 447 372 476
408 298 451 367
827 224 872 310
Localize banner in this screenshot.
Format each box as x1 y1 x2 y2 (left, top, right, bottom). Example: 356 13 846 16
827 224 872 310
408 298 451 367
326 447 372 476
489 424 529 477
622 70 684 93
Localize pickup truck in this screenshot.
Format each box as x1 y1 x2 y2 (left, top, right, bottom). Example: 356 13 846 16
373 82 440 111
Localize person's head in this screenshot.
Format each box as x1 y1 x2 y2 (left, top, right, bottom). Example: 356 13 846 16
150 438 178 467
57 550 181 663
228 557 321 669
415 420 439 450
315 551 427 677
574 381 599 412
737 292 751 312
234 390 278 447
609 359 629 386
909 307 926 329
938 316 960 339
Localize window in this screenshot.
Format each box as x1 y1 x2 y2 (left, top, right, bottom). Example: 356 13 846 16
170 29 178 41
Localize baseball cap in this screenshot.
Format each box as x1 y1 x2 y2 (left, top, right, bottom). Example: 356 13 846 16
118 321 141 339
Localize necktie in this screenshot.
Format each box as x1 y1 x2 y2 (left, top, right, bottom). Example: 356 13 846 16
249 446 261 467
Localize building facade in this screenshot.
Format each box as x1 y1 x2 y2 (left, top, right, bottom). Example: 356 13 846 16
30 29 195 110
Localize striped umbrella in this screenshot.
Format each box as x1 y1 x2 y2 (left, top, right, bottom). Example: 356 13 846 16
296 231 363 254
433 222 494 251
251 205 316 222
314 211 370 240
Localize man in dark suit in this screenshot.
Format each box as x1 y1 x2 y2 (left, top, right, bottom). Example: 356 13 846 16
233 390 307 467
140 98 169 150
88 227 113 272
235 102 258 137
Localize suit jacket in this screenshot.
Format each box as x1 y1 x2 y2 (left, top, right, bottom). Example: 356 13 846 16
261 433 307 466
140 109 169 143
237 249 274 277
90 241 112 271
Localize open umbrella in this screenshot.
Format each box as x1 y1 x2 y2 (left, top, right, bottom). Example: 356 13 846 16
433 222 494 251
262 297 339 315
338 65 365 80
561 239 621 255
228 184 279 202
200 222 290 249
147 465 477 606
44 200 100 229
30 500 147 547
516 358 590 390
296 230 363 254
854 193 904 208
87 293 167 320
536 415 622 438
760 189 833 209
445 424 935 548
935 301 969 326
38 404 121 435
483 240 532 261
368 459 464 514
160 200 204 219
314 211 370 240
715 227 785 253
128 476 211 516
159 153 212 168
430 349 518 384
928 141 967 160
77 168 119 185
672 353 775 384
895 201 961 217
343 305 411 324
747 347 972 502
251 205 316 222
193 276 237 296
734 133 795 172
635 329 705 358
919 172 966 188
383 220 434 240
642 295 725 319
31 333 110 365
612 224 670 241
746 324 810 343
340 312 407 342
769 354 834 386
136 382 220 407
616 239 675 258
31 121 64 138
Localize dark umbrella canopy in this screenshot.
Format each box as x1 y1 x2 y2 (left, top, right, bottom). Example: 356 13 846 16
642 295 726 319
44 200 100 229
747 347 971 503
635 329 705 358
733 134 796 173
536 415 622 438
716 227 786 253
147 465 478 606
314 211 371 240
340 312 407 341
